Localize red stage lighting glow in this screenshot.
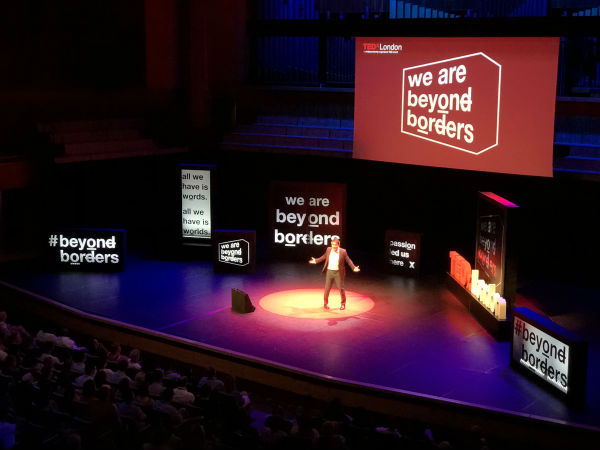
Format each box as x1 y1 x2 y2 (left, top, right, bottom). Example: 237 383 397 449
259 289 375 319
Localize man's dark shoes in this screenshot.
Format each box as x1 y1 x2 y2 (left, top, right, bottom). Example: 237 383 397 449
340 304 346 310
324 304 330 310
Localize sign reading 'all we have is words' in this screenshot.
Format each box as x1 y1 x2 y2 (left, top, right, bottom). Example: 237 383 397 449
181 164 213 241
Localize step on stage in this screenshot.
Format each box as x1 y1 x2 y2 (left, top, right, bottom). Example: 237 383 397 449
1 255 599 428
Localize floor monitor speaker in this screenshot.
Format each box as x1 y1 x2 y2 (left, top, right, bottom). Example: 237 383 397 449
231 288 255 313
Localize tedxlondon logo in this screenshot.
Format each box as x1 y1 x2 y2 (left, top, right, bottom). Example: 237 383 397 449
363 42 403 54
401 53 502 155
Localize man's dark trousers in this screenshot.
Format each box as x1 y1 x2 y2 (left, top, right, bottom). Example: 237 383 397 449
324 269 346 306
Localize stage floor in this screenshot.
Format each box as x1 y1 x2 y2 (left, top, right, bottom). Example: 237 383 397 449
1 255 599 428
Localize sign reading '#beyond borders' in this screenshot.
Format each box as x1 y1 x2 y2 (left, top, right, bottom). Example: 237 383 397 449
45 228 126 272
354 37 559 176
511 307 588 404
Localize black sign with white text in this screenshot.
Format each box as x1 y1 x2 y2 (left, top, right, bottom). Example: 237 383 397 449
385 229 421 274
45 228 125 272
213 230 256 273
269 181 346 259
475 192 518 297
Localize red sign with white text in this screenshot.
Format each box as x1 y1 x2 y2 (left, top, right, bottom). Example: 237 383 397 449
354 37 559 177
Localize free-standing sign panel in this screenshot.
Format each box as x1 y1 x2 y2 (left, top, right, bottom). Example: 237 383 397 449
45 228 126 272
181 164 214 243
511 307 587 405
385 229 421 275
268 181 346 259
475 191 518 303
213 230 256 273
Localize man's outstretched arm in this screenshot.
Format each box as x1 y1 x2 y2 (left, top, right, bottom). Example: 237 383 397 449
345 252 360 272
309 251 328 264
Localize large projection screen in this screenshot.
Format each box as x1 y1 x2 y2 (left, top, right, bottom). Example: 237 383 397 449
354 37 559 177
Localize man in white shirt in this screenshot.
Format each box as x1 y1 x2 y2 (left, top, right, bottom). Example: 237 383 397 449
309 237 359 310
172 378 195 405
107 360 132 386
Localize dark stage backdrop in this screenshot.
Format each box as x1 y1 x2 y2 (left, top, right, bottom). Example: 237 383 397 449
354 37 559 177
21 149 600 292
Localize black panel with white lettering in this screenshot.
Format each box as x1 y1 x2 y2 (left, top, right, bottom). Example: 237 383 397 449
45 228 126 272
385 229 421 275
268 181 346 259
213 230 256 273
474 192 519 303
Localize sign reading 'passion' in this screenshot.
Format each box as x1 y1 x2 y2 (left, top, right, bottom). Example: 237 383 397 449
385 229 421 274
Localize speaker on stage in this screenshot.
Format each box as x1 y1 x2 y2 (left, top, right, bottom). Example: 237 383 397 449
231 288 255 313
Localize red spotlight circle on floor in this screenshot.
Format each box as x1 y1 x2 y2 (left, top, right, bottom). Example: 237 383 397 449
259 289 375 319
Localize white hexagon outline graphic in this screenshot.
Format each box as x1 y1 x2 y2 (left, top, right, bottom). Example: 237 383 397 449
401 52 501 155
218 239 250 266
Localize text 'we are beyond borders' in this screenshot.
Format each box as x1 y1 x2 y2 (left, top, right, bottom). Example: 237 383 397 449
405 64 474 144
401 53 502 155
